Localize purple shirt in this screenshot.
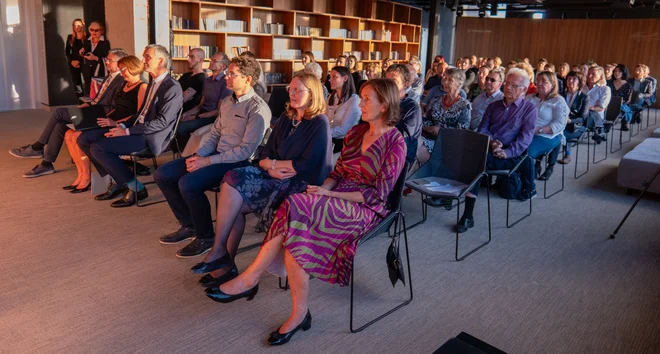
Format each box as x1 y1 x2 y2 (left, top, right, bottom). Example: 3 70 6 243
477 96 538 158
201 73 233 112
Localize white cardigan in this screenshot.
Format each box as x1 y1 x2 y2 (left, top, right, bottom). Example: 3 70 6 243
326 93 361 139
525 94 569 140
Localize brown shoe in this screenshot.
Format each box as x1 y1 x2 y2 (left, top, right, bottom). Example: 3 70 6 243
558 155 572 165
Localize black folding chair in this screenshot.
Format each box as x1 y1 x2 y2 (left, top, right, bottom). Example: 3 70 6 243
593 95 622 163
571 128 590 179
486 154 531 228
540 149 564 199
133 107 184 207
630 91 642 137
350 162 412 333
406 129 491 261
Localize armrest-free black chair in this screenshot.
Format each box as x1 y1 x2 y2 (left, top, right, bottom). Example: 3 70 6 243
133 107 184 207
406 129 491 261
594 95 622 163
485 154 531 228
539 150 564 199
630 91 642 137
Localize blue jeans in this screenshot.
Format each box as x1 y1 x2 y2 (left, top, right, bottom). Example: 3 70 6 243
153 157 249 240
528 135 562 189
563 126 586 156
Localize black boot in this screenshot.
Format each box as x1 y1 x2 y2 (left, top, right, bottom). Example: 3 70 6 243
534 160 542 179
621 121 629 131
539 164 554 181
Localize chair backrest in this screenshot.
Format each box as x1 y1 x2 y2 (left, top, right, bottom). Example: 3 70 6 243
268 86 289 119
386 161 410 213
605 95 622 122
631 90 640 104
167 107 184 151
414 129 489 185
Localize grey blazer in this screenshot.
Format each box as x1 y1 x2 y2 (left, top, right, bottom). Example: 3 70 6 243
127 74 183 155
94 74 125 108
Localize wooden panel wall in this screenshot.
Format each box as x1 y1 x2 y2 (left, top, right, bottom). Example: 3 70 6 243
455 18 660 81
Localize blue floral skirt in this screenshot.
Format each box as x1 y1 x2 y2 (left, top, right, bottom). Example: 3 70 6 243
223 166 308 232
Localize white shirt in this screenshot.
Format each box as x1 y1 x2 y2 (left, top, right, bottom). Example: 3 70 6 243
525 95 569 139
585 84 611 121
123 71 168 135
91 71 120 105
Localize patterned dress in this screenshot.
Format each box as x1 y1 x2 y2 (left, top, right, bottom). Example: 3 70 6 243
421 92 471 152
263 124 407 286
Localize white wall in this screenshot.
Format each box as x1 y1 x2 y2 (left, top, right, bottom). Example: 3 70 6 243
104 0 149 56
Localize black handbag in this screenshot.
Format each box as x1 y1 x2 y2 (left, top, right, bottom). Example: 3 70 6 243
386 235 406 287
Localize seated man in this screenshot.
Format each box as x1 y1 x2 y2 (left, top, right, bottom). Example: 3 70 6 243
176 51 232 152
77 44 183 207
385 64 422 166
10 48 128 177
179 48 207 114
470 69 504 130
629 64 654 122
155 56 271 258
457 68 538 233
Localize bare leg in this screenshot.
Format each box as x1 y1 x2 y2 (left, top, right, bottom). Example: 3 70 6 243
203 183 247 263
278 249 310 333
219 235 285 294
64 131 82 186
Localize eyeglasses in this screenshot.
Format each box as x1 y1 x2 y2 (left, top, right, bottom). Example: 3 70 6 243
485 78 499 83
89 29 101 32
504 82 526 89
226 72 245 79
286 86 310 95
119 67 128 72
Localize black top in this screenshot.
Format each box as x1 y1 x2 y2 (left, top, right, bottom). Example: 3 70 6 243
424 75 442 91
83 39 111 78
263 112 333 186
109 82 146 120
178 72 207 112
608 80 633 104
65 35 85 65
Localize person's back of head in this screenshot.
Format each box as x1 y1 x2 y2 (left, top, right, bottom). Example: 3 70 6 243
304 62 323 81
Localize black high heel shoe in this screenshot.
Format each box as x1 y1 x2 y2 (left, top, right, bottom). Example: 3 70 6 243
267 310 312 346
70 183 91 194
205 283 259 303
198 265 238 288
62 184 79 190
190 253 232 274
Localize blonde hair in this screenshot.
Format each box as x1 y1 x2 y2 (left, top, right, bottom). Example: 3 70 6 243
515 62 534 81
535 71 559 99
118 55 144 76
589 66 607 86
285 73 326 120
365 62 382 78
70 19 86 45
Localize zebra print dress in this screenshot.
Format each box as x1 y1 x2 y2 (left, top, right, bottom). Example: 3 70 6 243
263 123 406 286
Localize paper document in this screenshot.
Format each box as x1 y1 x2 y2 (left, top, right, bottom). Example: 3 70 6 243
423 181 464 193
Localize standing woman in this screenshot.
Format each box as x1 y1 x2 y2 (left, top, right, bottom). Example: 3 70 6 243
65 19 86 97
206 79 406 346
585 66 611 144
326 66 360 153
608 64 633 131
80 21 111 95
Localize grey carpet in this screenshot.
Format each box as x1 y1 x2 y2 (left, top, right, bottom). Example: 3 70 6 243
1 109 659 354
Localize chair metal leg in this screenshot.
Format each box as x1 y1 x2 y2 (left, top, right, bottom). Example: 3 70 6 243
455 193 491 261
641 107 649 131
278 277 289 290
611 122 623 153
405 193 428 230
593 131 607 164
574 130 590 179
350 212 413 333
136 156 165 207
505 171 533 228
544 152 565 199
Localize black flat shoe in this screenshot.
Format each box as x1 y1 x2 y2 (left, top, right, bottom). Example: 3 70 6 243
199 265 238 288
190 253 233 274
205 283 259 303
110 188 148 207
538 166 554 181
69 183 91 194
95 182 128 201
455 216 474 233
62 184 78 190
268 310 312 346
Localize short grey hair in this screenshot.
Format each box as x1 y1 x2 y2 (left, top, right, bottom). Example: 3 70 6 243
506 67 530 88
190 47 205 59
445 67 466 87
213 52 230 68
304 62 323 80
146 44 171 69
489 68 505 83
108 48 128 60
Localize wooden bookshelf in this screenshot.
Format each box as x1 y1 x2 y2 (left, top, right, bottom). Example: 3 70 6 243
169 0 423 90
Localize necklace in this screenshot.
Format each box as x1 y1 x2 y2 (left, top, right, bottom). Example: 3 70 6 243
292 119 301 127
443 94 460 108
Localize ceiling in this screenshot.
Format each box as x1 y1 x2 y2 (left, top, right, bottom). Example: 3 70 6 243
395 0 660 13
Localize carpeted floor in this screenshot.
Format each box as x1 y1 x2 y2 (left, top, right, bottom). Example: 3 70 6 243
1 109 659 354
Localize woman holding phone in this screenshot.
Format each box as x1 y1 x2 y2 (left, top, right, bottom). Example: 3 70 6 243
65 19 86 96
80 21 111 95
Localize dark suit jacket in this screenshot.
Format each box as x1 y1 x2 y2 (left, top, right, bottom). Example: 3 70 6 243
94 74 125 108
127 74 183 156
82 39 111 78
628 78 654 104
563 91 588 120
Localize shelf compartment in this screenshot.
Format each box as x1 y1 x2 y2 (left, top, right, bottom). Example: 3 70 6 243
251 8 294 35
375 1 393 22
226 34 272 59
409 7 422 25
311 38 344 62
390 42 407 61
272 0 313 12
401 24 415 43
393 3 410 24
359 19 384 41
383 22 401 42
407 43 420 59
342 40 370 62
294 13 330 37
346 0 373 18
261 61 294 85
172 2 200 30
200 3 250 32
329 17 359 39
224 0 274 7
272 37 304 60
370 41 390 61
313 0 346 16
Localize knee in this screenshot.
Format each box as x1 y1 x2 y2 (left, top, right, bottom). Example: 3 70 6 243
178 174 203 197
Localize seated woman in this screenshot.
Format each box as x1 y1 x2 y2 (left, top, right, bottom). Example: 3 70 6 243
205 78 407 346
62 55 147 193
347 55 365 92
608 64 633 131
414 68 471 173
364 62 382 80
585 66 612 144
190 72 332 287
326 66 361 153
467 66 490 101
557 71 588 165
525 71 569 183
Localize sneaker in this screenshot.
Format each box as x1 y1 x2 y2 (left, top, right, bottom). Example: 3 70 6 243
9 145 44 159
22 164 55 178
159 226 196 244
176 238 214 258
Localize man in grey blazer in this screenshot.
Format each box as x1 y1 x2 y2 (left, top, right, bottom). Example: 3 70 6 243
77 44 183 207
10 48 129 178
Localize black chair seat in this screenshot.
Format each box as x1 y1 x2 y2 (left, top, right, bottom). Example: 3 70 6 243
485 169 511 176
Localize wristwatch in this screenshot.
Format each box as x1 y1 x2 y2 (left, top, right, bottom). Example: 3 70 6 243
537 127 543 134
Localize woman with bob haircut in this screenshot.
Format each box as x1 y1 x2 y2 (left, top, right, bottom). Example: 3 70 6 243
205 78 406 346
326 66 361 152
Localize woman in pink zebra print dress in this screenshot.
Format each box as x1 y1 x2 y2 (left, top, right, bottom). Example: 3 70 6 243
205 78 407 346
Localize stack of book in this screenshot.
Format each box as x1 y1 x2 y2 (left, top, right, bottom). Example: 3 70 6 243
265 73 286 85
230 46 251 58
172 45 219 59
172 16 193 30
202 18 246 32
389 51 400 60
343 51 362 61
370 51 382 60
273 49 301 60
400 35 408 42
252 18 285 34
359 30 375 40
311 50 323 60
383 30 392 41
295 26 322 37
329 28 351 39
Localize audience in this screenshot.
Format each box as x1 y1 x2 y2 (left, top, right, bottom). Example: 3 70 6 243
155 56 271 258
178 48 207 114
459 68 537 233
558 71 588 165
190 72 332 289
11 48 128 177
326 66 360 153
457 58 476 94
77 44 183 207
526 71 569 183
385 64 422 165
604 63 616 83
516 62 537 95
63 55 148 194
347 55 364 90
467 66 490 100
409 56 425 95
80 21 111 96
381 58 393 71
534 58 547 76
424 62 445 91
407 64 423 100
470 69 504 130
205 78 406 347
303 61 328 99
608 64 633 131
629 64 655 123
301 51 315 67
364 62 382 80
325 55 347 91
239 51 267 98
585 66 612 144
557 63 570 95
